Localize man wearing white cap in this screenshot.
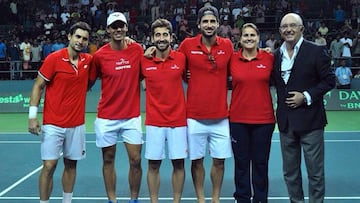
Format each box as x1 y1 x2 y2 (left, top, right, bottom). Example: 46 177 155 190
89 12 143 203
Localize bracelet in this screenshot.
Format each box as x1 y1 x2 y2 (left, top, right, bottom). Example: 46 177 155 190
29 106 38 119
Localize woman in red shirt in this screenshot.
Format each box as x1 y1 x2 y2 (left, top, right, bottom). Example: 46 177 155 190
229 23 275 203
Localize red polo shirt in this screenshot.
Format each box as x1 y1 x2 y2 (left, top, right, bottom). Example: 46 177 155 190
39 48 92 127
229 49 275 124
89 43 143 119
178 34 233 119
141 50 187 127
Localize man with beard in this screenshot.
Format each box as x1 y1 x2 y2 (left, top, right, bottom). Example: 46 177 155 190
177 5 233 203
88 12 143 203
140 18 187 203
28 21 92 203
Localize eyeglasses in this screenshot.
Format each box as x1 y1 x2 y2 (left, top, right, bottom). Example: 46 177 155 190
279 23 302 30
208 54 217 69
110 21 126 29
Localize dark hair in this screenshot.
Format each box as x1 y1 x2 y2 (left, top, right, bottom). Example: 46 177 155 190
151 18 173 36
240 23 260 36
197 5 219 24
69 21 91 35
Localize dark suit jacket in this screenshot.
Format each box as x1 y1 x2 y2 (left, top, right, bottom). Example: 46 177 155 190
272 40 336 132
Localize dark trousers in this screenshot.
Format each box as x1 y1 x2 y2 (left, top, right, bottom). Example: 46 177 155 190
280 128 325 203
230 123 275 203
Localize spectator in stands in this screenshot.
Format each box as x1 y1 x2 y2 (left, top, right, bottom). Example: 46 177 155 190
106 1 117 15
60 8 71 25
0 39 7 79
318 21 329 36
219 2 231 24
9 0 18 24
314 31 327 46
265 33 277 52
335 59 353 89
52 38 66 52
42 38 53 60
354 69 360 78
341 20 353 34
178 15 194 41
44 17 55 37
30 40 42 72
19 38 32 71
96 24 106 40
330 33 344 67
241 4 252 23
232 3 242 22
334 4 346 29
218 17 232 39
234 14 245 31
340 31 353 67
151 1 160 22
352 32 360 67
254 1 266 24
7 40 22 80
231 22 241 50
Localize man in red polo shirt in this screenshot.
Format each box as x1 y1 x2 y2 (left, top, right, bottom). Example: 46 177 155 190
141 18 187 203
28 22 92 203
177 5 233 203
88 12 143 203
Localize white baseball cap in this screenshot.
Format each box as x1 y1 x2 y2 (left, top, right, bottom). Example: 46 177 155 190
107 12 127 27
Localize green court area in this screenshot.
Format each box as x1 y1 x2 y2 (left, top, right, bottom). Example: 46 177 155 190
1 111 359 133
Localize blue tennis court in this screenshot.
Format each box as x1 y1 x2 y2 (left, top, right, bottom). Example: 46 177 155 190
1 131 359 203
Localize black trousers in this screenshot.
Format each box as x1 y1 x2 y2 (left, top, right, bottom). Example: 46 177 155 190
230 122 275 203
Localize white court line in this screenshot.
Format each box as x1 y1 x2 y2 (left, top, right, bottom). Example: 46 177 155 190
0 130 359 135
0 152 63 197
1 196 360 200
2 140 360 144
0 165 43 197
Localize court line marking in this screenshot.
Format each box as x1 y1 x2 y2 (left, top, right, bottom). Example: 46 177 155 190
0 165 43 197
1 196 360 200
1 140 360 144
0 130 359 135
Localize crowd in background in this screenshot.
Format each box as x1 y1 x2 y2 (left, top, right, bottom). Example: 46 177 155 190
1 0 360 80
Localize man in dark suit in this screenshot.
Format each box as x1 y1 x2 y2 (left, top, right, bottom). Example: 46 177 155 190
272 13 335 203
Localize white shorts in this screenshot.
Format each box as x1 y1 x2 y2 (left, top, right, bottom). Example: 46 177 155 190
94 116 143 147
41 124 86 160
145 125 188 160
187 118 232 160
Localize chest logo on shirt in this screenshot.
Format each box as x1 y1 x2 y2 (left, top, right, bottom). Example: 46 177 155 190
191 51 203 55
115 58 131 70
145 66 157 71
171 64 180 70
217 50 225 55
257 64 267 69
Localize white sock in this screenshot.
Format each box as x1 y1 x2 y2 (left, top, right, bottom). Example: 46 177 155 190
62 192 73 203
40 200 49 203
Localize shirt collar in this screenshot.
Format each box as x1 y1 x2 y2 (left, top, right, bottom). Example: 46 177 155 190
237 48 264 61
151 49 175 62
195 34 220 49
60 48 86 62
280 36 304 56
